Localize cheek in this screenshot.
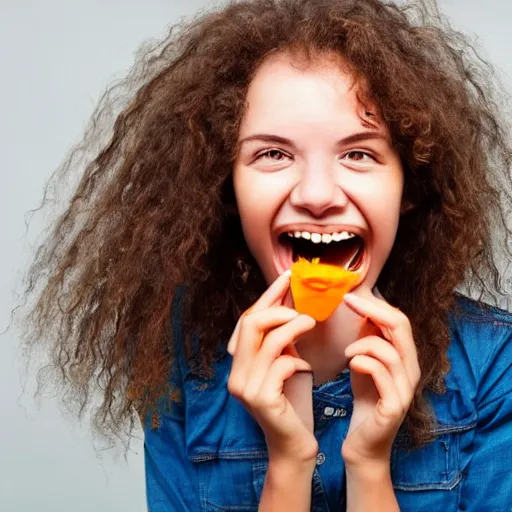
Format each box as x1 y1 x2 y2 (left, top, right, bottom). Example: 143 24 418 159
233 170 273 260
353 172 403 261
363 168 403 220
234 168 287 229
373 188 402 236
357 184 402 224
376 199 402 254
235 182 267 238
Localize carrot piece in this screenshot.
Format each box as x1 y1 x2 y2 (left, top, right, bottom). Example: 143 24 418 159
290 257 360 321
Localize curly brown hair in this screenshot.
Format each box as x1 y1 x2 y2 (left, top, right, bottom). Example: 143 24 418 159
14 0 512 448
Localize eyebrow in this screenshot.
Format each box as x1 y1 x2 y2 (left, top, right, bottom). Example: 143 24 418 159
238 131 389 148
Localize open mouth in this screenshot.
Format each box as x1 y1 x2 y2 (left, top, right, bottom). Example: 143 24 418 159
277 230 366 272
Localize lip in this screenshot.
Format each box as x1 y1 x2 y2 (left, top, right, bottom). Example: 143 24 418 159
273 223 371 285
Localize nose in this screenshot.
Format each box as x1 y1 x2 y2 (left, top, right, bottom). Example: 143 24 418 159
289 160 348 217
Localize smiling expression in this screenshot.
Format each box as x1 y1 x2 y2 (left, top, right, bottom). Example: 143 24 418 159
233 51 404 297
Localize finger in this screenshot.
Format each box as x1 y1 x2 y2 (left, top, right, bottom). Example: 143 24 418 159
282 343 300 358
343 293 407 342
244 314 315 395
345 336 414 407
349 354 408 422
229 306 300 383
257 314 315 365
253 355 313 410
232 305 299 359
227 270 292 354
228 305 298 356
252 269 293 311
343 293 420 384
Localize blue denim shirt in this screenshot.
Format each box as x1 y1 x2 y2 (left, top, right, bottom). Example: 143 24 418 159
143 295 512 511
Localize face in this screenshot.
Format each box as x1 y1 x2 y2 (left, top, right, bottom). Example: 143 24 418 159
233 52 404 296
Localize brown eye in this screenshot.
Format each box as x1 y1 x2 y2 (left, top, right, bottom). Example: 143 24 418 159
258 149 287 161
344 150 373 162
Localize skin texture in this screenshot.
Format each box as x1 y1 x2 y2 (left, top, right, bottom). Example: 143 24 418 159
233 52 404 384
230 53 421 510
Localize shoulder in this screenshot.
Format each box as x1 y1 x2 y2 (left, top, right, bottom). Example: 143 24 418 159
394 297 512 509
449 293 512 330
448 294 512 366
446 294 512 403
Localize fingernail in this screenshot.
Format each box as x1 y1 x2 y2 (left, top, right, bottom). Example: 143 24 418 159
281 269 292 278
343 294 365 317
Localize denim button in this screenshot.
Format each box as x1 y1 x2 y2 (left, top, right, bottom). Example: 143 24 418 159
316 452 326 465
323 406 334 417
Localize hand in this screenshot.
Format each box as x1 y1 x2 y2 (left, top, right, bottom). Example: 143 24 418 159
227 271 318 465
341 292 421 466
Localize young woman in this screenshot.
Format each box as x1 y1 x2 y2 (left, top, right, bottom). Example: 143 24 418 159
18 0 512 510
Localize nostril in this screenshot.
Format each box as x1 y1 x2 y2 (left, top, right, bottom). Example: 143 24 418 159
289 178 349 216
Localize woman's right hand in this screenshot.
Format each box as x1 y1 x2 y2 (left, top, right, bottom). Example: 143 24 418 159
227 270 318 465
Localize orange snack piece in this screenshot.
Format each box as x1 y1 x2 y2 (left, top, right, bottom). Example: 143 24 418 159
290 257 360 322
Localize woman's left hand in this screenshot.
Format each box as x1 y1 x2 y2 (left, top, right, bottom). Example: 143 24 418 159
341 292 421 466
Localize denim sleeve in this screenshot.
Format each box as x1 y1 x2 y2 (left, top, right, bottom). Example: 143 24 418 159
459 323 512 510
143 288 200 512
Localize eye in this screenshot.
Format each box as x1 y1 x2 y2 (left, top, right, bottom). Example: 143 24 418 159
342 150 375 163
256 149 288 161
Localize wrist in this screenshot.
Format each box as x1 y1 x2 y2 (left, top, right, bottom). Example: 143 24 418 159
267 437 319 467
267 449 317 477
342 439 392 468
259 454 315 512
344 458 398 512
344 456 392 483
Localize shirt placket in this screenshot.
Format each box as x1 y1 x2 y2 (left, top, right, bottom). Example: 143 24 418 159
310 371 353 512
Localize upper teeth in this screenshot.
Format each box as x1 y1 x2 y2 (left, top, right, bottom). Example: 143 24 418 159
288 231 356 244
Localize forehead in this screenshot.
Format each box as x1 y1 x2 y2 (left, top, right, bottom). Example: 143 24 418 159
239 51 382 136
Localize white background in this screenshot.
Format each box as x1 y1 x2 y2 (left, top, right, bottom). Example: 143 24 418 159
1 1 511 511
